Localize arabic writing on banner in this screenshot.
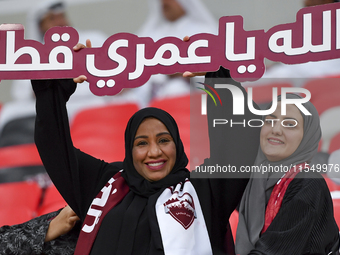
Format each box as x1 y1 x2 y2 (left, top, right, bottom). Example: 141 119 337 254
0 3 339 96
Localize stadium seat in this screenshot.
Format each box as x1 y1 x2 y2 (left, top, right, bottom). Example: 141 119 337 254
320 107 340 152
0 115 36 147
70 103 139 162
0 143 42 169
324 176 338 192
0 165 46 184
311 93 340 116
245 82 293 105
0 206 36 227
0 181 42 226
332 198 340 227
329 133 340 154
37 202 66 216
303 77 340 105
37 184 67 216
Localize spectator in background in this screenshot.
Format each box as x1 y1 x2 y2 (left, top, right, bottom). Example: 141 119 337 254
304 0 339 7
235 93 339 255
7 0 107 124
0 0 108 194
121 0 218 108
26 0 68 43
138 0 217 41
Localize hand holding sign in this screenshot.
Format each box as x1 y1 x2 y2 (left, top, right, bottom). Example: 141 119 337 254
72 39 92 84
182 36 207 78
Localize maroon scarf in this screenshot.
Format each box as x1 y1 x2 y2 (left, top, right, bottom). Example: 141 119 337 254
261 163 307 234
74 171 129 254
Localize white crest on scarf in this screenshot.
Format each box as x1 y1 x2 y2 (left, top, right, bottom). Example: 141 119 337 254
156 179 212 255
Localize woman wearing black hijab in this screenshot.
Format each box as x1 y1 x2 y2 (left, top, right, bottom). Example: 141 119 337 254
31 67 260 254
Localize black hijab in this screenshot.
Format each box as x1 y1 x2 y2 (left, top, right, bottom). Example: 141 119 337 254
121 107 190 197
91 107 190 255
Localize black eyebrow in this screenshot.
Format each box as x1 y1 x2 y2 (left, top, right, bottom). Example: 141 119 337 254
134 132 171 141
134 135 148 140
156 132 171 137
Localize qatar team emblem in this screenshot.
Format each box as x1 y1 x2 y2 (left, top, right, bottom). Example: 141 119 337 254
164 192 196 230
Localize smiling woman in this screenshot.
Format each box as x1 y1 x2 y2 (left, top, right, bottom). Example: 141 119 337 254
260 103 304 162
236 93 340 255
31 67 260 254
132 118 176 182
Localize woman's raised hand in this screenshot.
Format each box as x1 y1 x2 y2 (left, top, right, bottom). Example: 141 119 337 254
182 36 207 78
45 205 80 242
73 39 92 52
73 39 92 83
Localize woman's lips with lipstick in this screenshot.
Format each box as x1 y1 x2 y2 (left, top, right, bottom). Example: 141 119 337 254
146 160 167 170
267 137 284 145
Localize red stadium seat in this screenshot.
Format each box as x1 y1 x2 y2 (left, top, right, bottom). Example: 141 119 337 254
0 143 42 169
0 181 42 226
37 202 66 216
41 184 66 207
332 198 340 227
319 106 340 152
245 82 293 105
324 176 338 192
329 133 340 154
37 184 67 216
310 93 340 116
70 103 139 162
303 77 340 105
0 206 36 227
0 181 41 209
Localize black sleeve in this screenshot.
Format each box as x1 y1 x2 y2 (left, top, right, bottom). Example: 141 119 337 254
32 79 113 219
249 177 339 255
0 209 80 255
192 67 261 254
0 210 58 255
43 217 81 255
